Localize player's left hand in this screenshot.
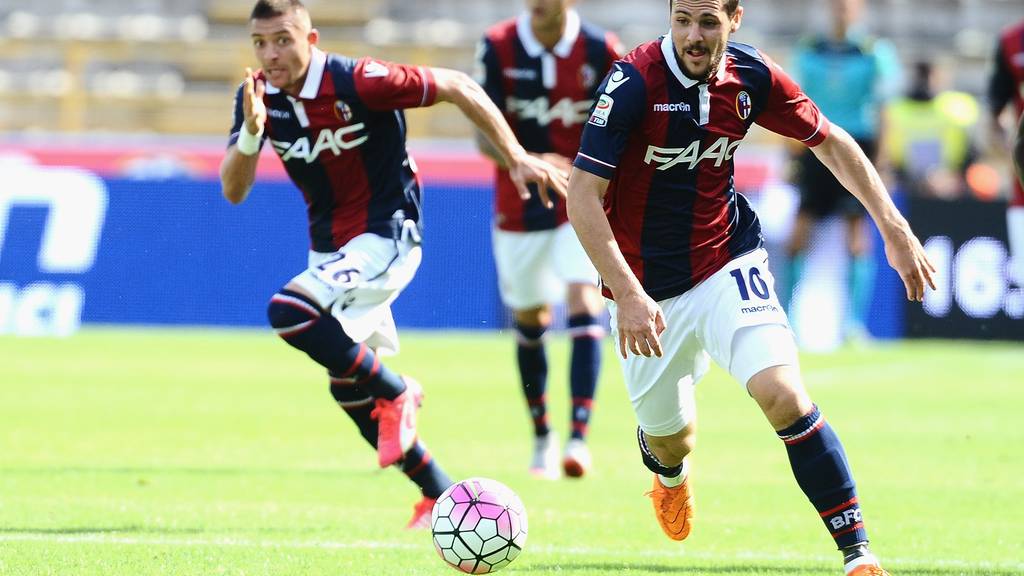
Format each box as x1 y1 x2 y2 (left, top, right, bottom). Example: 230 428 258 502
883 222 937 302
508 152 569 208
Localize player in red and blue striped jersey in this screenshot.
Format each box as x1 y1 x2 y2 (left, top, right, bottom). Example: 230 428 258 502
475 0 622 480
220 0 567 530
568 1 936 574
988 19 1024 290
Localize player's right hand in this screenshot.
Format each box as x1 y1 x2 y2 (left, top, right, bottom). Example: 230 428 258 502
508 152 570 208
615 289 666 360
243 67 267 136
883 222 938 302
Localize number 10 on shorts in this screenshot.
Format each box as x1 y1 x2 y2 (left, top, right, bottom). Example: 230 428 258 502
729 267 770 301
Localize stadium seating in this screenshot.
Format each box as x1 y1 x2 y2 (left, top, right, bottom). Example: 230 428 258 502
0 0 1020 136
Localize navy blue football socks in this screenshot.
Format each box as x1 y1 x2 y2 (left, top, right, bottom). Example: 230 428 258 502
329 375 450 498
329 373 378 447
568 314 602 440
777 405 868 549
515 322 550 438
401 441 453 499
267 289 405 400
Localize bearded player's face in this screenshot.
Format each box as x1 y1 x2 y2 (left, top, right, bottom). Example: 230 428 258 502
669 0 743 82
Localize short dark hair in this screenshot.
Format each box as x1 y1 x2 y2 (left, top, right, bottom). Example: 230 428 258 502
668 0 741 17
251 0 306 20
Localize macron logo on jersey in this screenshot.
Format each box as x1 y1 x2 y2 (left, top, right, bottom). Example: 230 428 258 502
604 66 629 94
363 61 390 78
644 136 742 171
271 124 369 163
653 102 691 112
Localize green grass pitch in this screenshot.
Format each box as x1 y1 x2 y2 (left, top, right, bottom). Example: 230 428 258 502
0 329 1021 575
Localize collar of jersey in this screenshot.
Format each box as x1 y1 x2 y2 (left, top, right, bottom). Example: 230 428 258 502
660 33 726 89
516 9 581 59
264 46 327 99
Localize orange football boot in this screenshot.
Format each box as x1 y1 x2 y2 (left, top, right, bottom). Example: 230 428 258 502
847 564 890 576
646 473 694 541
405 496 436 530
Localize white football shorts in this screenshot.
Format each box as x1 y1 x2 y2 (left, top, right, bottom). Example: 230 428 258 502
608 248 800 437
289 221 422 356
492 222 599 310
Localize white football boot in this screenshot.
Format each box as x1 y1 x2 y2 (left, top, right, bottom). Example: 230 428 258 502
529 432 560 480
562 438 592 478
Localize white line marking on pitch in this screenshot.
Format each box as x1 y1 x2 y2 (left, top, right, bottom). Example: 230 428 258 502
0 533 1019 572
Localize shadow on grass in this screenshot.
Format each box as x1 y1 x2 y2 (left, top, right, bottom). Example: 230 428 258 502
513 563 1020 575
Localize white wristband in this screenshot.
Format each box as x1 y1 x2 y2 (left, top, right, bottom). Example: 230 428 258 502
236 125 264 156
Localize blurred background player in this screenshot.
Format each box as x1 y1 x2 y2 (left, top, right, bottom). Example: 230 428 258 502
987 18 1024 286
567 0 935 574
1017 114 1024 189
474 0 622 479
219 0 567 528
781 0 901 342
884 60 979 200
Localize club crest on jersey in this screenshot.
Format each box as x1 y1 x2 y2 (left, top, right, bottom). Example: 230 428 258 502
334 100 354 123
588 94 614 127
736 91 752 120
579 64 597 90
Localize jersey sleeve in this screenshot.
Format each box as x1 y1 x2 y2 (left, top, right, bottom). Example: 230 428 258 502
353 58 437 111
227 81 266 151
573 62 647 180
988 40 1016 116
754 52 830 147
473 37 505 108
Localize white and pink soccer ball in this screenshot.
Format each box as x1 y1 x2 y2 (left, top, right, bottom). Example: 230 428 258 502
430 477 528 574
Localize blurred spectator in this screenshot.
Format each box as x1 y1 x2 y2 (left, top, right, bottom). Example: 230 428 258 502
987 18 1024 286
885 60 979 200
781 0 901 342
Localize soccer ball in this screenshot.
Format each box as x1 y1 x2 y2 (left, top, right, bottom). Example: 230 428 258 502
430 477 528 574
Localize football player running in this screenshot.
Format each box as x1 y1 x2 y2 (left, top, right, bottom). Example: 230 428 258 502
220 0 567 529
567 1 935 574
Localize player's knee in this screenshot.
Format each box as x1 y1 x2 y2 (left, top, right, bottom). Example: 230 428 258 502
267 289 323 337
514 306 550 329
748 367 812 428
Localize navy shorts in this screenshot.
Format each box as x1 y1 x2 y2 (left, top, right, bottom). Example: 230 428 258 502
796 138 877 218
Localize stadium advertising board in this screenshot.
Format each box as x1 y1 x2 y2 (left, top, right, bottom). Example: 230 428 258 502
0 159 503 336
908 196 1024 340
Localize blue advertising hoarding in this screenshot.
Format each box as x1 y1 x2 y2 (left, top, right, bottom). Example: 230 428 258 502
0 163 503 335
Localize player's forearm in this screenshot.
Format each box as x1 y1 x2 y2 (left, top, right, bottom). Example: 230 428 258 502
475 131 508 169
434 68 527 168
219 146 260 204
566 170 642 299
812 127 909 239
